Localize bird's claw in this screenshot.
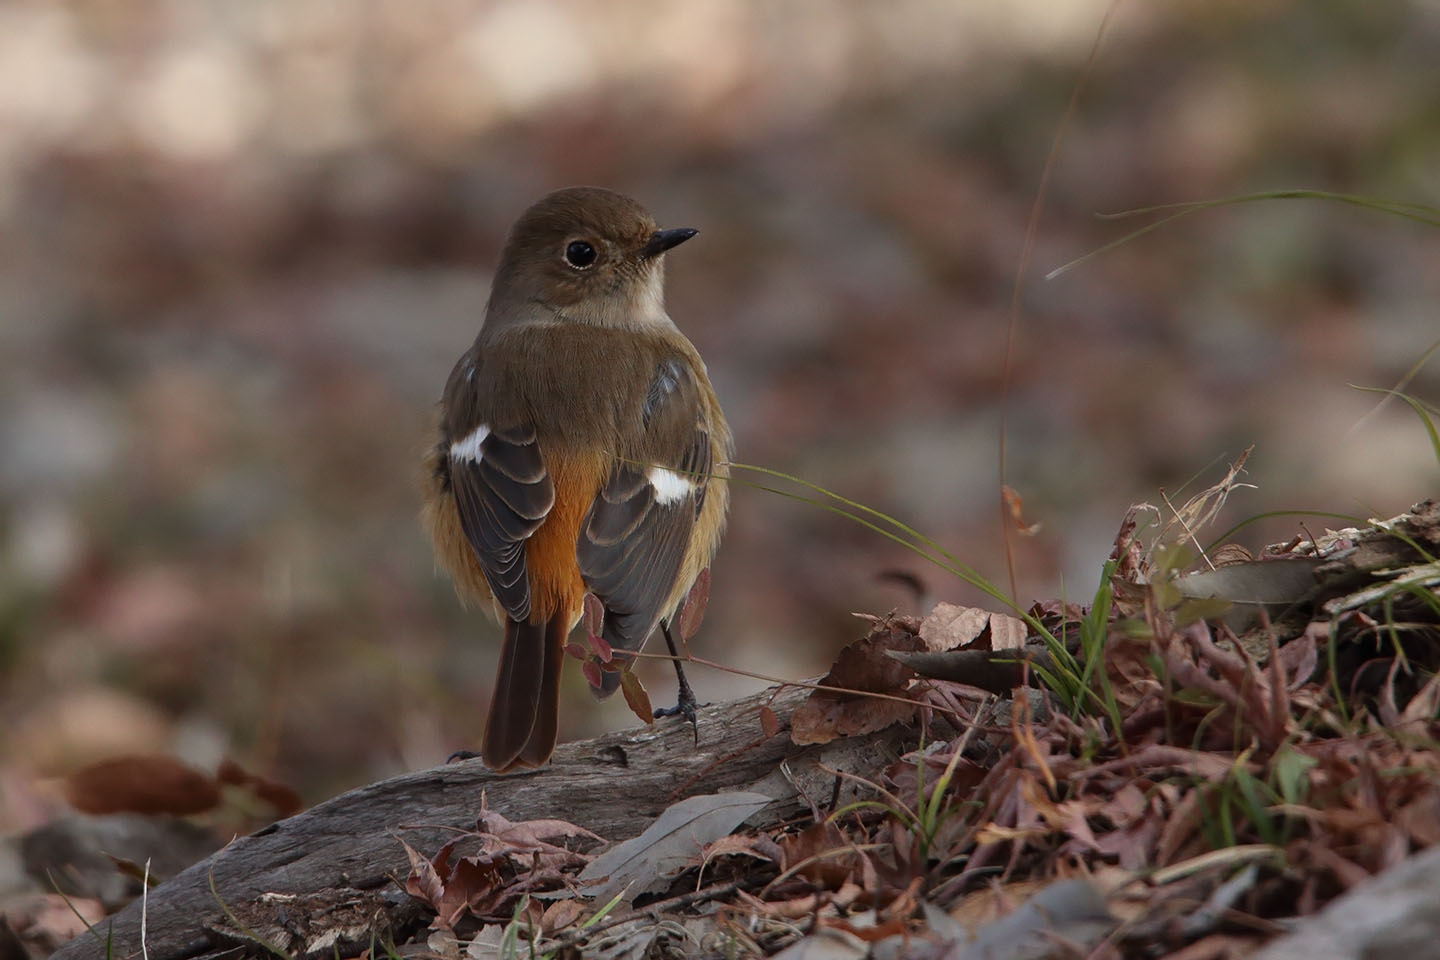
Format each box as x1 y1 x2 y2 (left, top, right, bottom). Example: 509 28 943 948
654 689 700 744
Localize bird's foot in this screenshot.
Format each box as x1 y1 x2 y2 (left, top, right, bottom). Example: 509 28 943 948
653 681 700 744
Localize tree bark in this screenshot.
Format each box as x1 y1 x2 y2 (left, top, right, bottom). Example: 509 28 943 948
53 682 916 960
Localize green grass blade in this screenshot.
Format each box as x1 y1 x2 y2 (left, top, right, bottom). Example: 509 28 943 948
1048 189 1440 280
1203 509 1364 555
1350 384 1440 471
725 470 1054 637
729 462 978 578
1230 766 1278 846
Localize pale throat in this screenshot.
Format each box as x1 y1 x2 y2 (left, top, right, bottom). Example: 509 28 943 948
631 270 670 326
567 270 673 330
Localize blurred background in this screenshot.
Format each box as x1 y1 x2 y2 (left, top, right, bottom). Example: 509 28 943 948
1 0 1437 830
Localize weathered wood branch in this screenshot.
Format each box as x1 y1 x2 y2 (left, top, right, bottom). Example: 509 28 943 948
53 683 918 960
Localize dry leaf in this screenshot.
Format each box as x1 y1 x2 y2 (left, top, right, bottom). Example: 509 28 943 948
1211 543 1255 565
439 856 505 927
989 613 1027 650
2 893 106 950
703 833 782 864
476 805 603 852
539 898 584 935
791 685 915 746
1109 502 1161 587
949 880 1049 932
759 705 780 740
675 568 710 642
883 750 986 801
401 836 451 912
400 836 509 929
769 929 868 959
427 929 463 958
920 603 1028 652
955 879 1113 955
919 603 989 651
578 791 771 901
791 616 922 745
64 754 220 816
582 593 605 643
586 629 613 663
465 925 507 959
579 592 613 695
619 668 654 725
778 822 858 888
1170 558 1323 606
215 758 302 817
1002 485 1042 536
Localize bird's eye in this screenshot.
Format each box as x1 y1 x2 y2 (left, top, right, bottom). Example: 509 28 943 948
564 240 597 269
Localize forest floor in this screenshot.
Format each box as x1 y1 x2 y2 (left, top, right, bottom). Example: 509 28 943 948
17 480 1440 959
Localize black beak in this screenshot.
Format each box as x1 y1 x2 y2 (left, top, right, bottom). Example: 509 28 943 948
642 227 698 259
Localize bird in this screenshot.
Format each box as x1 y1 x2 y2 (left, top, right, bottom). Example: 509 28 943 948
421 186 732 771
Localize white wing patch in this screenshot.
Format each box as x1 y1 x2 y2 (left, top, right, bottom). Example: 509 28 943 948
449 424 490 463
647 466 694 505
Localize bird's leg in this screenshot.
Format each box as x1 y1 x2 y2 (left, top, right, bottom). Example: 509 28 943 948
652 619 699 740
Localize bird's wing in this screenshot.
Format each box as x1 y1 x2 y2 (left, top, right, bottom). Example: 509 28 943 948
447 421 556 622
577 357 713 651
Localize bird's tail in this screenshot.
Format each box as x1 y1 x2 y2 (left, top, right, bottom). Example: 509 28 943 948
482 614 566 771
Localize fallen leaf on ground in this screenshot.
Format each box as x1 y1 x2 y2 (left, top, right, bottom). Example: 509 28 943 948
778 822 858 889
919 602 1028 652
539 898 584 935
64 754 220 816
579 790 771 901
703 833 782 866
769 928 868 959
760 704 780 739
2 892 106 949
401 837 506 929
474 804 602 865
216 758 302 817
791 616 921 745
920 603 989 651
958 878 1115 957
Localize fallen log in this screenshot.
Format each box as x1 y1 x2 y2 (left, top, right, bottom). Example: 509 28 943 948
53 682 916 960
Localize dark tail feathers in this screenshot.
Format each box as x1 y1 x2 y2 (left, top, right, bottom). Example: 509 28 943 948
482 614 565 770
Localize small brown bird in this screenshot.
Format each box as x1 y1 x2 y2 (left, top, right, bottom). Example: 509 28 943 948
422 187 732 771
